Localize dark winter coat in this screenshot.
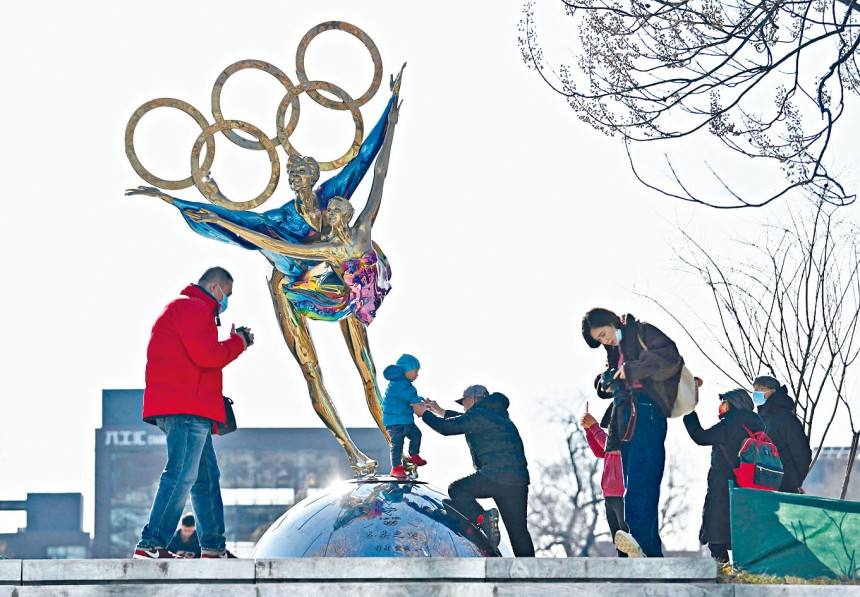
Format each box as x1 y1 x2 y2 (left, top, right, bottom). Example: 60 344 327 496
420 392 529 485
757 386 812 493
381 365 423 426
143 284 245 424
599 314 684 418
166 529 201 558
597 314 684 448
683 408 765 546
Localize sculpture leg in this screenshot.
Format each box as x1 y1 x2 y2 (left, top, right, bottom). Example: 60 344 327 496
340 314 391 445
267 269 378 475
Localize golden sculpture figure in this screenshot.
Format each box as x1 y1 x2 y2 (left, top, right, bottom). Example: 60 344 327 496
190 92 402 474
124 21 405 475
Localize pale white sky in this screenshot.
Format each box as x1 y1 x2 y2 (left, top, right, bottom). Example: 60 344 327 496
2 0 858 550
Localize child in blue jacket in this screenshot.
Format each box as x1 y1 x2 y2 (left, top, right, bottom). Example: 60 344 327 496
382 354 428 478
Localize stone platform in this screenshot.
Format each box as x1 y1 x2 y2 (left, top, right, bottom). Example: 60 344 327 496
0 557 852 595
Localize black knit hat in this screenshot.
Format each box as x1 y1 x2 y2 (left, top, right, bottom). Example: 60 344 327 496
753 375 780 390
720 388 755 411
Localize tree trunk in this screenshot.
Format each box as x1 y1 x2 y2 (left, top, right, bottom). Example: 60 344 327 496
839 431 860 500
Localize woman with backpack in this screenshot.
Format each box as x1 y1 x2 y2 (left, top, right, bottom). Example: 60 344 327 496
582 308 685 558
683 388 765 564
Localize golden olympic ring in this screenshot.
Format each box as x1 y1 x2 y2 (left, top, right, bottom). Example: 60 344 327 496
125 98 216 191
276 80 364 171
295 21 382 111
211 60 301 151
190 120 280 211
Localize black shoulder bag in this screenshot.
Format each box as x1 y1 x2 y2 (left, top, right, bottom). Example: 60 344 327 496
214 397 237 435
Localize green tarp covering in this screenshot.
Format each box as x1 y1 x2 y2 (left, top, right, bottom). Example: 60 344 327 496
730 484 860 579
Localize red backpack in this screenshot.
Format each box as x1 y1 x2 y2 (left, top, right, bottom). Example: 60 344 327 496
733 426 784 491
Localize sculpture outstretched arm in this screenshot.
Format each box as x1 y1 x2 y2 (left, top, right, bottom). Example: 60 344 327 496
316 64 405 205
185 208 335 260
125 185 176 205
390 62 406 97
355 67 404 231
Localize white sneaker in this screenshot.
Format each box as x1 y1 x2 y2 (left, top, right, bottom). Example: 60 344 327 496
200 549 238 558
132 547 180 559
614 530 646 558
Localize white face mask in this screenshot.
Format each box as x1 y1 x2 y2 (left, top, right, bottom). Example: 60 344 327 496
752 391 767 406
615 329 623 345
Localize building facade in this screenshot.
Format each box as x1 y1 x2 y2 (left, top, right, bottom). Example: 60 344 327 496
803 446 860 501
0 494 90 559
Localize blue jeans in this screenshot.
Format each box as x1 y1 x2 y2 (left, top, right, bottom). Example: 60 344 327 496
386 423 422 468
619 392 667 557
137 415 226 552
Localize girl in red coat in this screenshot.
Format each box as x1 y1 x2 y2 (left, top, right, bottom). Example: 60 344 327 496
582 404 628 557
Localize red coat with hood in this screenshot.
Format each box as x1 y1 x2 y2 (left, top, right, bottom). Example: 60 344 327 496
143 284 245 424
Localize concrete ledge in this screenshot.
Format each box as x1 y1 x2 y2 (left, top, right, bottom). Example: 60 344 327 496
491 583 728 596
257 583 492 596
3 558 855 596
0 585 259 596
0 560 21 585
8 582 859 596
0 578 858 597
255 582 726 596
14 558 718 584
0 583 723 597
255 557 485 581
487 557 718 581
733 587 860 596
22 559 255 583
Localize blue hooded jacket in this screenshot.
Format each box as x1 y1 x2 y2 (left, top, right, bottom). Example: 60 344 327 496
382 354 422 426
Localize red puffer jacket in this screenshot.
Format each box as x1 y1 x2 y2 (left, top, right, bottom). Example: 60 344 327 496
143 284 245 424
585 423 625 497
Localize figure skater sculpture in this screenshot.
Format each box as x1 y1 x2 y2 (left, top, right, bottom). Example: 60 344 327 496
126 55 405 475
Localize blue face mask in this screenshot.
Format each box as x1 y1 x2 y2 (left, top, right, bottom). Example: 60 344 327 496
752 391 767 406
216 285 229 314
615 329 623 344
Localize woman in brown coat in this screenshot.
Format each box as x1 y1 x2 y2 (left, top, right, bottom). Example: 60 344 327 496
582 308 684 557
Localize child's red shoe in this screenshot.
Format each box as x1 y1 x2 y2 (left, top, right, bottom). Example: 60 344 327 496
407 454 428 466
390 465 408 479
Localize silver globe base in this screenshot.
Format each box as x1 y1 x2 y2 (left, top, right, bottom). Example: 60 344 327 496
252 478 506 557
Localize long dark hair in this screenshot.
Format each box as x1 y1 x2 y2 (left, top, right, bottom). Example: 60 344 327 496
581 307 622 349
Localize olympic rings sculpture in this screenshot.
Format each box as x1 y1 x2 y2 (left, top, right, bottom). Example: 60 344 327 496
124 21 384 211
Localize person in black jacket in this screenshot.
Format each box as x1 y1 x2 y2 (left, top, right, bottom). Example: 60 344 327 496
412 384 534 557
752 376 812 494
166 513 201 558
683 389 765 564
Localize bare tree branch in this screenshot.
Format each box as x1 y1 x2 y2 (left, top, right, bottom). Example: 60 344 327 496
659 199 860 487
519 0 860 208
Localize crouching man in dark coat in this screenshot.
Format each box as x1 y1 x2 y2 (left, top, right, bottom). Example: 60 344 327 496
412 384 535 557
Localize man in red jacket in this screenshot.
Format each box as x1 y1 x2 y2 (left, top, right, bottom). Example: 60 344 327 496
133 266 253 560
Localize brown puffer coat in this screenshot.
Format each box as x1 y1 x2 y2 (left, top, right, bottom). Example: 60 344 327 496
604 313 684 418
